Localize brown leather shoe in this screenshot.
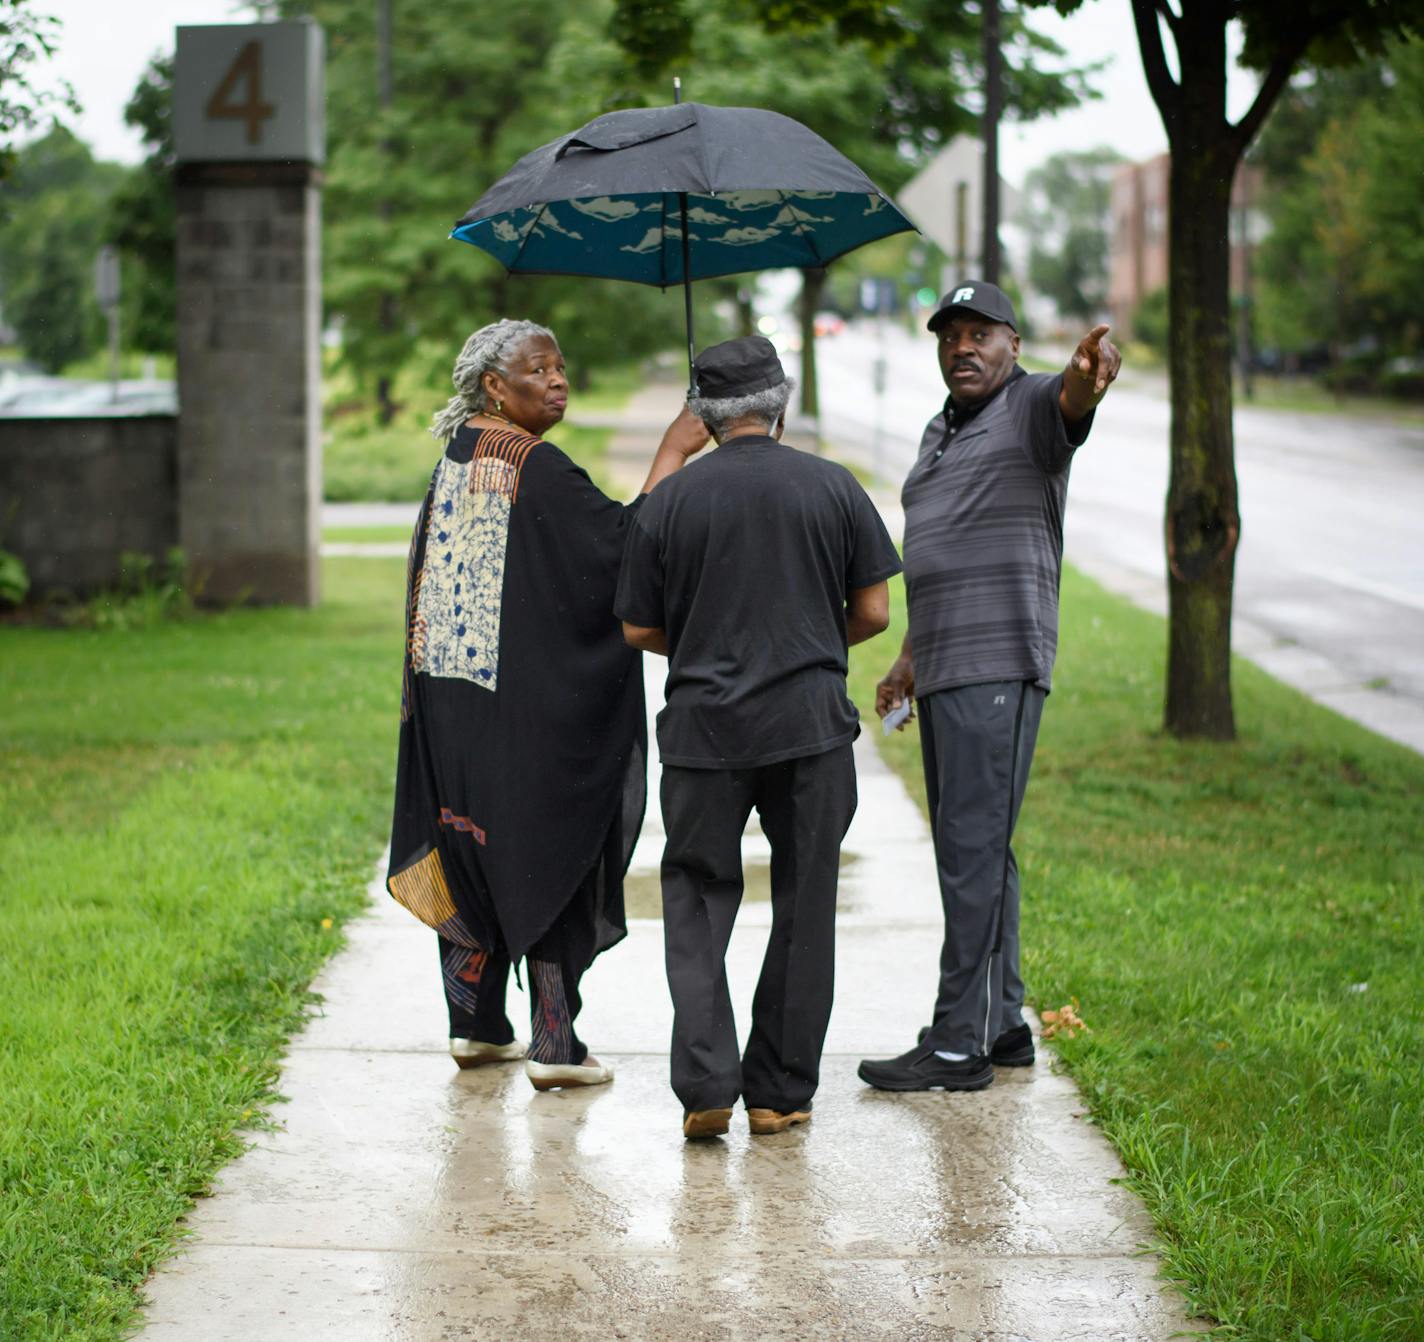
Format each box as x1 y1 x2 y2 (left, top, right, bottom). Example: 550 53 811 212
747 1107 812 1135
682 1107 734 1139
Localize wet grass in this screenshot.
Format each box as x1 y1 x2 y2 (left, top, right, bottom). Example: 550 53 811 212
847 570 1424 1341
321 524 414 544
1233 377 1424 426
325 416 613 502
322 354 627 502
0 558 408 1341
8 538 1420 1340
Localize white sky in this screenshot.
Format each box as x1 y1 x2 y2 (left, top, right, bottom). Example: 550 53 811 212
28 0 1260 181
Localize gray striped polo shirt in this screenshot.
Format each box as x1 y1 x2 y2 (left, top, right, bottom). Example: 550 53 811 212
901 368 1093 697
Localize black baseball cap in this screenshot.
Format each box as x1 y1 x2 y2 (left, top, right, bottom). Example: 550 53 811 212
927 280 1018 333
692 336 786 399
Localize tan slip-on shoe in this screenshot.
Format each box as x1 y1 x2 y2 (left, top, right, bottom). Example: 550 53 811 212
525 1054 614 1091
682 1108 734 1139
450 1038 526 1069
747 1107 812 1135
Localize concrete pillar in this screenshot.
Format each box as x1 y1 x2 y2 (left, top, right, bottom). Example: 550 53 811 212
174 161 321 605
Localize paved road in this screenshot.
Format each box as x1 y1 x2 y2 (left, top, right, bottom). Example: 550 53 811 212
799 323 1424 753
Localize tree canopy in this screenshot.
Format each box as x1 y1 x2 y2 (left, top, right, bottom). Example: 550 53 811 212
1026 0 1421 739
0 126 123 369
262 0 1093 406
105 56 174 354
0 0 77 184
1253 34 1424 377
1018 146 1122 324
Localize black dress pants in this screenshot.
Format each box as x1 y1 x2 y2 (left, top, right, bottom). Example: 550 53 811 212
660 743 857 1113
917 681 1045 1057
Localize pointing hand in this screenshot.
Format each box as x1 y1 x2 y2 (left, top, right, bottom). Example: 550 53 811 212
1072 324 1121 396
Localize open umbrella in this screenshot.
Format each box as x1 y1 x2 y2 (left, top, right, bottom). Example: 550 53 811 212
451 98 914 391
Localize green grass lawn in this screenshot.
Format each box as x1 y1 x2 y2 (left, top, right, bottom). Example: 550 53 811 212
325 419 613 502
54 350 177 381
1233 376 1424 426
6 548 1421 1340
323 353 630 502
0 558 408 1341
321 525 416 545
848 571 1424 1341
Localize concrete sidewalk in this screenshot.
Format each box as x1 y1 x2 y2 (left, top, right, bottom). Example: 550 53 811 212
140 651 1202 1339
143 387 1203 1338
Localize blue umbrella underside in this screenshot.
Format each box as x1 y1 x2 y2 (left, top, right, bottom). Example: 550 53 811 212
452 189 903 286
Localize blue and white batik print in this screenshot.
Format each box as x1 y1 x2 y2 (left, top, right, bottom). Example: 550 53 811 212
412 454 514 691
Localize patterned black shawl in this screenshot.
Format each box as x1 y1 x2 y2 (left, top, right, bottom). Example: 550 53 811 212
387 423 645 963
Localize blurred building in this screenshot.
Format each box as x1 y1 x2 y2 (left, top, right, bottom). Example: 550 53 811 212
1108 153 1266 337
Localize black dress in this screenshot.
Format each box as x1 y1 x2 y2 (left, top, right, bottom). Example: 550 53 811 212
387 424 645 994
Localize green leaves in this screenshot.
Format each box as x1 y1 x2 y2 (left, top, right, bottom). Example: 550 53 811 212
258 0 1096 404
1020 146 1123 323
0 128 125 371
0 0 80 184
1254 35 1424 365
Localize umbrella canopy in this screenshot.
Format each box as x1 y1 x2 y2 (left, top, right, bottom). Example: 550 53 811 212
451 102 914 286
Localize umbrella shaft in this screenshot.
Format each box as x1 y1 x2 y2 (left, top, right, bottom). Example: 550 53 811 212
679 190 697 396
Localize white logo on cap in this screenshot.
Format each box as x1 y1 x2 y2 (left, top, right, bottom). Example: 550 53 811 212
952 286 975 304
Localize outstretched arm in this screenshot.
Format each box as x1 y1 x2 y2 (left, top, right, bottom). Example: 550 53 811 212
1060 324 1122 425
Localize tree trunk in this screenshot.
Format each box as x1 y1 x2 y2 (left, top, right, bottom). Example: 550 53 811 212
736 285 756 338
1163 16 1241 740
798 267 826 423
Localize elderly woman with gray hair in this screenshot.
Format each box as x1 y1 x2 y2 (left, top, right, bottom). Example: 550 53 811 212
387 318 707 1091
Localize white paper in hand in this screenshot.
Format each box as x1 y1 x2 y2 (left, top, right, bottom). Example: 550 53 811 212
882 699 913 735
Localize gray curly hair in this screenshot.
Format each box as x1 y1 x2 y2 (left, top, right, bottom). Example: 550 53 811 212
687 379 796 441
429 318 557 442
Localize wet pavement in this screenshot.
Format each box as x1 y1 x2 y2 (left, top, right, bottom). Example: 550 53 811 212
140 638 1203 1338
159 388 1208 1337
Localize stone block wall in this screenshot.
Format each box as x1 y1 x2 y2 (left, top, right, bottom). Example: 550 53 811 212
175 164 321 605
0 416 178 597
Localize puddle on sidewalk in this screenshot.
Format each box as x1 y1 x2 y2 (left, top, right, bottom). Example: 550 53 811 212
622 850 861 919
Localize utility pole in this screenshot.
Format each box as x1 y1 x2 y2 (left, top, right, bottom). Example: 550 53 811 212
95 245 121 402
981 0 1002 284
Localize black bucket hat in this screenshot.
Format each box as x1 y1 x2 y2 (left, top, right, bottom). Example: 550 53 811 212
691 336 787 399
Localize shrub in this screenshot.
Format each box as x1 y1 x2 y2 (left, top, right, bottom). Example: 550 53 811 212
1132 286 1170 360
0 550 29 607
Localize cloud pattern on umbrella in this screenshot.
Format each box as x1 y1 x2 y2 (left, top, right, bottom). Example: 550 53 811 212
456 188 899 285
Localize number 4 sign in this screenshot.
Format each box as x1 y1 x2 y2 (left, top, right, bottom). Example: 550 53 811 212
175 22 325 165
205 41 276 146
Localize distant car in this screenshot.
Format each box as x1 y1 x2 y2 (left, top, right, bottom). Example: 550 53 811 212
813 312 845 338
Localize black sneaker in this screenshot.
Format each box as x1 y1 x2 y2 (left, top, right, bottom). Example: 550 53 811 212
916 1023 1036 1067
857 1045 994 1092
989 1023 1035 1067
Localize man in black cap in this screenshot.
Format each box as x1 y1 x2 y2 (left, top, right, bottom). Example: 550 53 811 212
616 335 902 1140
857 281 1120 1093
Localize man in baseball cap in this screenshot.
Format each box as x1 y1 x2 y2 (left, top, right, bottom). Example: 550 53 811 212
858 285 1121 1094
926 279 1019 333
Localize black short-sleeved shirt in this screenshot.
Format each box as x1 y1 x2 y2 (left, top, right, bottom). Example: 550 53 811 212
901 369 1093 698
616 435 902 769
